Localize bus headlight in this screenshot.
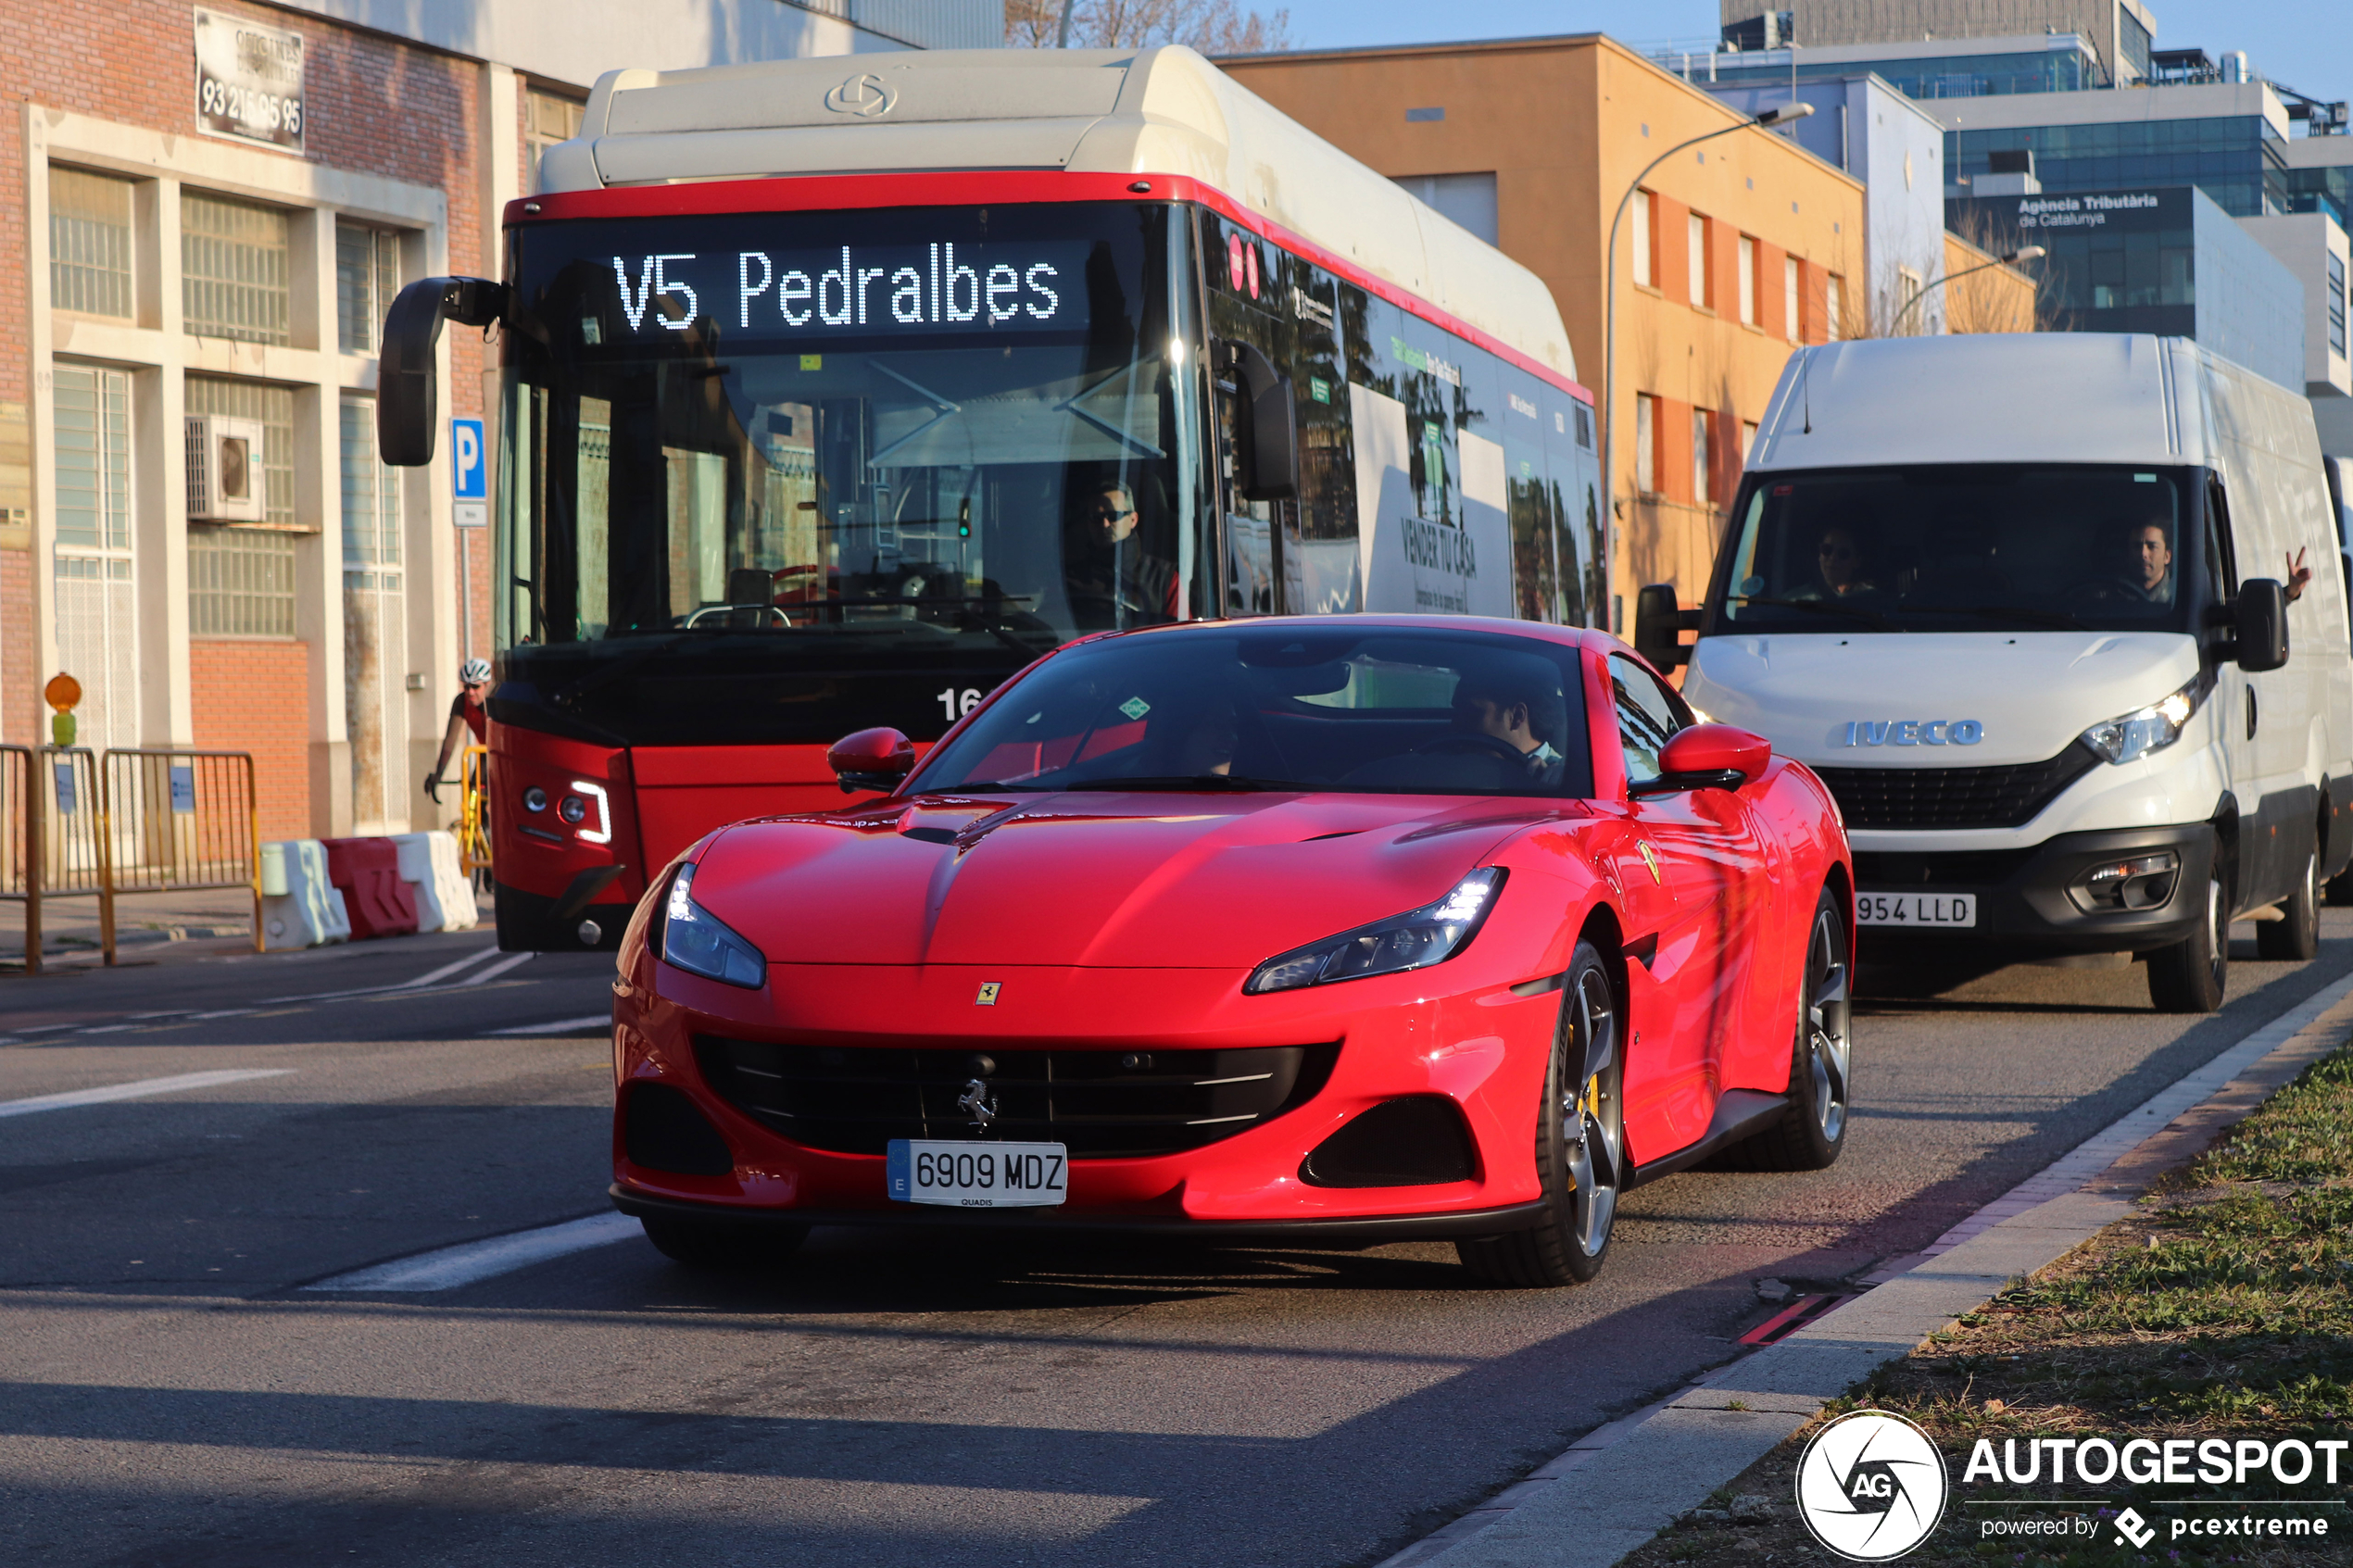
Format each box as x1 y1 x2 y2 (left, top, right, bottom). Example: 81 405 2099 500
2080 676 2204 766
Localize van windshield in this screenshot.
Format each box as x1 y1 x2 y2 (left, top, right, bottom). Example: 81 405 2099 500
1707 465 2207 636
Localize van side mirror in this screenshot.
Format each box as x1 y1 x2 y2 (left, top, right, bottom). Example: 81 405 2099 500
1632 583 1700 670
379 276 508 467
2233 578 2289 672
1632 724 1772 794
1217 340 1299 501
828 727 916 794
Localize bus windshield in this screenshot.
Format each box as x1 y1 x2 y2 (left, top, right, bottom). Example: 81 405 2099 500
496 202 1204 746
1705 464 2209 637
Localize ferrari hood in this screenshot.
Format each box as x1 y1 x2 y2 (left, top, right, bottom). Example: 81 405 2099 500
684 792 1576 970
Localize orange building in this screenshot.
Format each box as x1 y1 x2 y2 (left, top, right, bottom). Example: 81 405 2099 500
1221 34 1869 624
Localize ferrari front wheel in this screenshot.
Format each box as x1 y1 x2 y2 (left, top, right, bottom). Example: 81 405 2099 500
1458 938 1624 1287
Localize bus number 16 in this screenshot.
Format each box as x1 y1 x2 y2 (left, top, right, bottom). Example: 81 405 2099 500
937 686 984 720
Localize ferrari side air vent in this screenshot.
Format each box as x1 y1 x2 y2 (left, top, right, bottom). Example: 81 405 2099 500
694 1038 1339 1159
623 1081 735 1175
1300 1097 1478 1187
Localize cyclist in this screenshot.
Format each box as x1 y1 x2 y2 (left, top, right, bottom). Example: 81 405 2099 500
424 658 493 805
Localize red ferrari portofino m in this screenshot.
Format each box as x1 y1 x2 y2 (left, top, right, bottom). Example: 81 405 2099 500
610 617 1854 1286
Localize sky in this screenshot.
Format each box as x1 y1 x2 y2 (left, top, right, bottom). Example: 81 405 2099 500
1270 1 2352 114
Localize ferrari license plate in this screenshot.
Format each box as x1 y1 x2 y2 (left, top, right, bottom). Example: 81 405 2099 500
887 1139 1068 1208
1856 892 1977 928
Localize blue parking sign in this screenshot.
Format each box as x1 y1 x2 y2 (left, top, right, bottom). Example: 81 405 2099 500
450 418 486 500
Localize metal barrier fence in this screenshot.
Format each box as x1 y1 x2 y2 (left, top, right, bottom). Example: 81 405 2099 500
1 744 258 974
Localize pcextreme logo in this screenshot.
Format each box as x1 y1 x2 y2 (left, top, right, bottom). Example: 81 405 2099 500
1795 1411 1951 1561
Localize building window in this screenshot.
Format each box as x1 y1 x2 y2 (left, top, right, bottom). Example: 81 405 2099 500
1737 234 1756 325
1634 394 1657 495
1742 420 1758 465
1688 213 1711 308
2330 252 2347 358
1826 273 1844 342
53 363 139 750
1692 408 1712 507
1783 255 1800 343
527 88 587 194
182 191 291 345
336 222 403 354
1393 173 1498 245
1895 265 1925 332
187 377 296 528
188 377 299 637
189 526 296 637
341 395 405 829
50 166 135 320
341 398 401 568
1632 190 1654 287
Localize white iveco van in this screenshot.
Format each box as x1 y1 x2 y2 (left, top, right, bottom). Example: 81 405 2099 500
1645 334 2353 1013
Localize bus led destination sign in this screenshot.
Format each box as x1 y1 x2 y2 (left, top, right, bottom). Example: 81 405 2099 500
609 242 1083 339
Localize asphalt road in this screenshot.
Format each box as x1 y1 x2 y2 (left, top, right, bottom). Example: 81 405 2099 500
5 914 2351 1568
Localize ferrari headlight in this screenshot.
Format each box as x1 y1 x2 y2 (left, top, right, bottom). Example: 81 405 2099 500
1245 870 1506 995
655 861 766 988
2081 675 2204 767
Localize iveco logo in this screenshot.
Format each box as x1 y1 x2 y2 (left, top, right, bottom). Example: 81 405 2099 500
1842 720 1985 747
824 71 897 117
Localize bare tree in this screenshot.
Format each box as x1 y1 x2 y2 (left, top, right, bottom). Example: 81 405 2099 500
1005 0 1292 53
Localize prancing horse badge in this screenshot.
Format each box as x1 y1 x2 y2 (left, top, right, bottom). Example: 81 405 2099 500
1637 842 1663 885
975 981 1001 1006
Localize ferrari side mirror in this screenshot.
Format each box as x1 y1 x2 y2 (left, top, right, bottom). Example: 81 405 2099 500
1634 724 1772 795
828 727 916 795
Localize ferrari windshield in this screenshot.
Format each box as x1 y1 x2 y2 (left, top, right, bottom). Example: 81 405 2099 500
914 624 1594 798
1708 464 2209 636
494 203 1205 746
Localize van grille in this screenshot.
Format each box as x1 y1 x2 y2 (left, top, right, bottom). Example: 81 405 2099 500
1816 745 2099 830
694 1037 1338 1159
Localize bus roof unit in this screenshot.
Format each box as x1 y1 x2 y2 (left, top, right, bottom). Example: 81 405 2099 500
540 46 1576 382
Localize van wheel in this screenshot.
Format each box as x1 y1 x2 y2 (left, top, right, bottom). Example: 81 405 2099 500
2148 867 2228 1013
2258 834 2321 961
1457 940 1622 1287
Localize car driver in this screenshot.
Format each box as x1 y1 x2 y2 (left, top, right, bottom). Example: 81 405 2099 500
1451 669 1568 788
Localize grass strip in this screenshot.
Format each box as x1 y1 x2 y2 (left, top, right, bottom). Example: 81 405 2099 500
1617 1047 2353 1567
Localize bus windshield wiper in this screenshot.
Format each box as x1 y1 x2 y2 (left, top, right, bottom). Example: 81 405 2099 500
1901 605 2092 631
1724 596 1894 631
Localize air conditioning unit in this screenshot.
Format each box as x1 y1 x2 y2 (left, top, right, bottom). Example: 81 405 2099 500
185 414 267 522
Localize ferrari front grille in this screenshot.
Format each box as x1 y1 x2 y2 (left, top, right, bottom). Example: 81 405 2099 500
1815 744 2099 830
693 1037 1340 1159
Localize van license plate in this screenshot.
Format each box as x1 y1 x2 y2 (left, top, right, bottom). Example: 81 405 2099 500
887 1139 1067 1208
1856 892 1976 927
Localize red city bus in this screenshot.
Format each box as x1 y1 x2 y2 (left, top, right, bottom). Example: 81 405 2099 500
380 46 1604 950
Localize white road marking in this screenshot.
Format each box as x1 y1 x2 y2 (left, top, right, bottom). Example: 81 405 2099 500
461 951 537 985
0 1069 296 1119
399 944 507 988
482 1014 611 1036
305 1211 641 1292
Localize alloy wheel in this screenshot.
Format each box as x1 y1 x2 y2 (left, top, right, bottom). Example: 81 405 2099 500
1806 909 1851 1144
1562 966 1624 1259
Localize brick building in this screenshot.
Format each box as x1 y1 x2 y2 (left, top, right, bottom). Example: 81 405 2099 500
0 0 993 838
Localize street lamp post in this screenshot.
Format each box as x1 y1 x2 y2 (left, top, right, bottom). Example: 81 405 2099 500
1600 101 1812 634
1894 246 2045 334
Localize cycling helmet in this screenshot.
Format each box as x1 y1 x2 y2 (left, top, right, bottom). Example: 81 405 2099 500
459 658 492 685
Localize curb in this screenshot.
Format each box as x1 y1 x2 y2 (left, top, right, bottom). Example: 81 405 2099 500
1376 969 2353 1568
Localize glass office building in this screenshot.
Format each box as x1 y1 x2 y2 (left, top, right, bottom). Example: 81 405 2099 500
1949 116 2288 218
1693 40 2106 99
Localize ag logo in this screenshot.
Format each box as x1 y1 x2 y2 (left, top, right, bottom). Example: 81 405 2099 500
824 71 897 117
1794 1410 1949 1561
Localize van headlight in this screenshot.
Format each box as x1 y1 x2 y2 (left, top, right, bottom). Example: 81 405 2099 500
1246 870 1505 995
654 861 766 988
2080 676 2205 766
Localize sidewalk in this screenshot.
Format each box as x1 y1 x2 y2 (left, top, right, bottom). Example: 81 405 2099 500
0 885 260 969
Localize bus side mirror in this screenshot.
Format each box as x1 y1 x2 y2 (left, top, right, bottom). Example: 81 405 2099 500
1632 583 1699 670
828 727 915 794
2233 578 2289 672
1219 340 1299 502
379 276 508 467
